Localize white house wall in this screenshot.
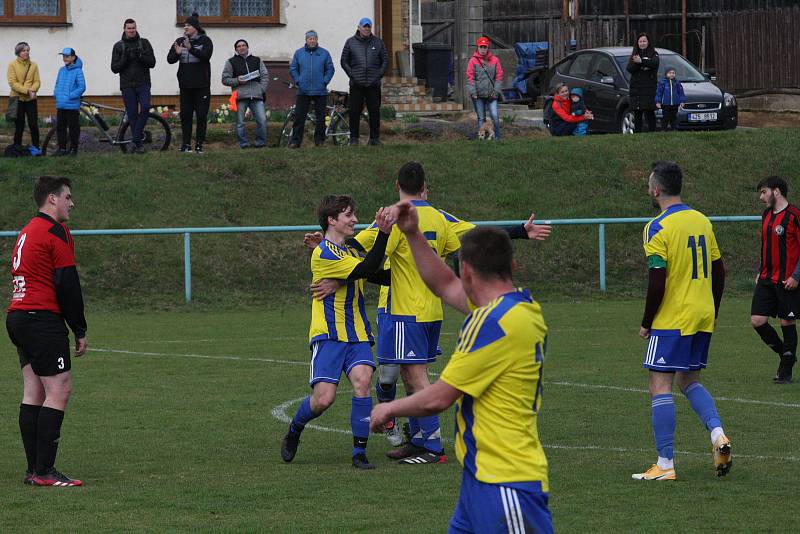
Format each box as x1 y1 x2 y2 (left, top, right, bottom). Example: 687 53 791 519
1 0 374 96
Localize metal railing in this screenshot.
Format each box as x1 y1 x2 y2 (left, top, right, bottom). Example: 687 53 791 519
1 216 761 303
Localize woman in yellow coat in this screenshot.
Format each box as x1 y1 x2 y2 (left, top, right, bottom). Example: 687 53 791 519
7 42 42 149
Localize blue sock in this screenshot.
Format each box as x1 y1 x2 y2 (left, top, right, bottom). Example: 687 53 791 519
351 396 372 457
651 394 675 460
684 382 722 431
375 381 397 403
409 417 423 447
290 396 317 435
418 415 443 453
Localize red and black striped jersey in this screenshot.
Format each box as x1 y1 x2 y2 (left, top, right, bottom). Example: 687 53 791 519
8 213 76 313
759 204 800 284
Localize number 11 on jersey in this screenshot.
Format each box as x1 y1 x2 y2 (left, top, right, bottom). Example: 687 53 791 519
687 235 708 279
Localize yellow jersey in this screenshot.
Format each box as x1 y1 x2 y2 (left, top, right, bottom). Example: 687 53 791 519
643 204 721 335
440 289 549 488
308 240 373 344
355 207 474 313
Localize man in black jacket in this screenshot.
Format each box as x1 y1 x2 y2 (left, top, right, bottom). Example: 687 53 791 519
111 19 156 154
341 17 388 145
167 12 213 153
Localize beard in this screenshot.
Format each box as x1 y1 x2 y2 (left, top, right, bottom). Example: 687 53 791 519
650 195 660 210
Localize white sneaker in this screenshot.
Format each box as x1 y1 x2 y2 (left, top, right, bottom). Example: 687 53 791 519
384 418 404 447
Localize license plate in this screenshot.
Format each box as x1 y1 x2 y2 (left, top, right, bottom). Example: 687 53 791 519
689 112 717 122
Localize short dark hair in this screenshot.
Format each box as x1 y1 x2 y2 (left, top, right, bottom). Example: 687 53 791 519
397 162 426 195
757 175 788 197
34 176 72 208
650 161 683 196
459 227 514 282
317 195 356 233
124 18 136 26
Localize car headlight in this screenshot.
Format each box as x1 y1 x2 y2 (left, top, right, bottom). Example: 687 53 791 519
724 93 736 107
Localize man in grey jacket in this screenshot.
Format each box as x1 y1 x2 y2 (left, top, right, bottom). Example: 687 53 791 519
221 39 269 148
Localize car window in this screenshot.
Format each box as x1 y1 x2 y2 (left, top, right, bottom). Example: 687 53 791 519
615 52 706 83
555 57 573 75
590 55 622 85
566 53 594 80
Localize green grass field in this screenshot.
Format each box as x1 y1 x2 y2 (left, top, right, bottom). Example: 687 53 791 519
1 297 797 532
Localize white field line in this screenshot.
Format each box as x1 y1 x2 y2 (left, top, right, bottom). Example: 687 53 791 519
270 394 800 463
90 347 800 410
126 323 750 345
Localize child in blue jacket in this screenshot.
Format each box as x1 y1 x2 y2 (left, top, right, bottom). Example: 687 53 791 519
53 47 86 155
655 67 686 131
569 87 589 136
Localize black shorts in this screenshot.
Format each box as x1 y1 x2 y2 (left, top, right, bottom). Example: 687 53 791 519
6 311 71 376
751 279 800 320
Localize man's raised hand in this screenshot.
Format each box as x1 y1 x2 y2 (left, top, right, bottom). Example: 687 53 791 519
524 213 552 241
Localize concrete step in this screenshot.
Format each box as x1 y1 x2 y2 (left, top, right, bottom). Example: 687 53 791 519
391 102 464 112
382 85 428 97
383 95 433 104
384 76 419 85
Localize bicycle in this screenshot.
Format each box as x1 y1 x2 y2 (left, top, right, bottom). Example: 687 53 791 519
42 100 171 155
273 77 369 147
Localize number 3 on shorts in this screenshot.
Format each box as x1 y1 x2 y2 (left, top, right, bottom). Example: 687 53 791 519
57 357 65 370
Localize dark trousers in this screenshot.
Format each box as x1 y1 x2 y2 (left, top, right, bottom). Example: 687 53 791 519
549 121 576 137
634 109 656 133
291 94 327 145
179 87 210 147
661 105 679 131
56 109 80 152
14 99 40 148
349 85 381 140
122 85 152 146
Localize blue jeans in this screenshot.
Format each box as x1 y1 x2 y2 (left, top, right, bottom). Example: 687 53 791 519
573 121 589 136
235 99 267 147
473 97 500 139
121 85 151 147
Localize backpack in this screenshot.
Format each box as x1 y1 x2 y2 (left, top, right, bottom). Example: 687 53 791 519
542 96 555 126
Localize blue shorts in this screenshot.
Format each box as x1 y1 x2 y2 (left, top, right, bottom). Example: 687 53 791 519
448 470 553 534
643 330 711 372
377 317 441 364
309 340 375 386
376 310 442 358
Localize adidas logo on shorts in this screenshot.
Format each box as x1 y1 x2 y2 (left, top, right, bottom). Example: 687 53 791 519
656 357 667 364
406 350 416 358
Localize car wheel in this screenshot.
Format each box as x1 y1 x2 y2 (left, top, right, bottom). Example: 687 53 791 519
620 109 635 134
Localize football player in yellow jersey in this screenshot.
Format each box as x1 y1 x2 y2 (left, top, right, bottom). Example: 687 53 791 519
370 202 554 533
633 161 732 481
281 195 393 470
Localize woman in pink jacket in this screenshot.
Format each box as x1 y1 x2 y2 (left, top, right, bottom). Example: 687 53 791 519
466 37 503 139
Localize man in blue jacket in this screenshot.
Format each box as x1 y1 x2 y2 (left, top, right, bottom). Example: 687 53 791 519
288 31 334 148
53 48 86 156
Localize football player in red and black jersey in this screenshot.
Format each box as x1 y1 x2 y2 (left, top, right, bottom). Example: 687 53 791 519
6 176 87 487
751 176 800 384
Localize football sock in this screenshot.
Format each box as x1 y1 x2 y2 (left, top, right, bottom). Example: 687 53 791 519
35 407 64 474
418 415 443 453
19 403 41 473
781 324 797 357
651 394 675 460
710 427 725 445
683 382 722 433
754 323 783 354
657 456 674 470
375 381 397 403
290 396 317 435
409 417 423 447
350 396 372 457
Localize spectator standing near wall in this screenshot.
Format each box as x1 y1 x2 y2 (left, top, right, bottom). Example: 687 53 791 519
288 30 334 148
167 12 213 154
340 17 388 146
7 42 41 151
222 39 268 149
53 48 85 157
111 18 156 154
466 37 503 140
626 33 659 133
